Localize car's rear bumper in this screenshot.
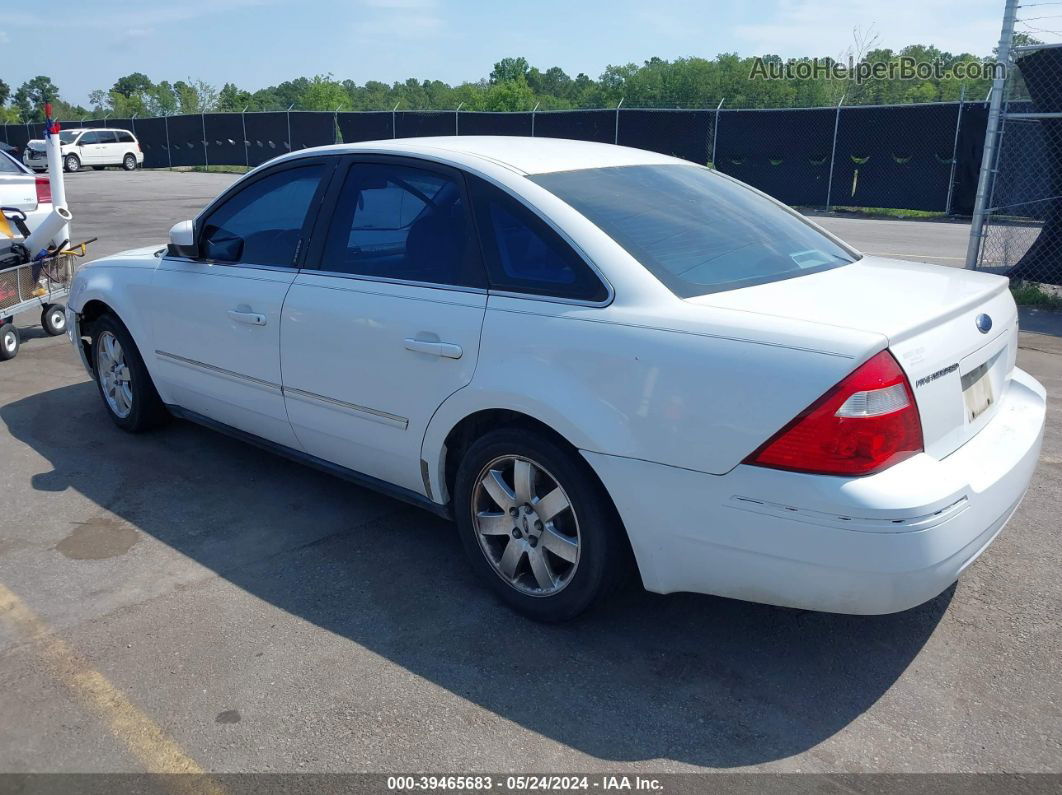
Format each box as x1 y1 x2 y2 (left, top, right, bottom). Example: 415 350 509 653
584 367 1047 614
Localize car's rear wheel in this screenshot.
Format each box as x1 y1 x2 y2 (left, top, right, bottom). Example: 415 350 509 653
41 304 66 336
64 154 80 173
122 154 137 171
0 324 19 361
90 313 168 432
454 428 630 621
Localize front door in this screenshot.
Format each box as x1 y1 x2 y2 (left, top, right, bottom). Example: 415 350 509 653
151 160 331 448
281 158 487 495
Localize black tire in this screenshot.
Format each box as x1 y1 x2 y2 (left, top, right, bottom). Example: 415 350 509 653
0 324 19 361
454 428 631 622
122 153 138 171
89 313 169 432
91 166 105 171
41 304 67 336
64 154 80 173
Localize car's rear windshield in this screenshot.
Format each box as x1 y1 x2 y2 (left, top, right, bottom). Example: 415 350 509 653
529 164 858 297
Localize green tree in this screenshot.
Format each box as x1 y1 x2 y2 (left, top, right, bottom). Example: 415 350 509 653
301 74 350 110
216 82 253 111
0 79 10 108
490 57 530 85
14 76 60 121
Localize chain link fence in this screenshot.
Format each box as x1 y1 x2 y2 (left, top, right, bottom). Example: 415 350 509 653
1 102 989 216
975 44 1062 285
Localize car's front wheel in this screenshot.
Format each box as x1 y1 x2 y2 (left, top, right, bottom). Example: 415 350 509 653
122 154 137 171
64 154 80 173
90 313 168 432
454 428 630 621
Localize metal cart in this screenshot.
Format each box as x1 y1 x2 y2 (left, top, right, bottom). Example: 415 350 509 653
0 244 88 362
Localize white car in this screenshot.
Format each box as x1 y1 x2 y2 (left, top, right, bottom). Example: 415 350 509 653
0 148 55 244
66 137 1047 621
24 128 143 173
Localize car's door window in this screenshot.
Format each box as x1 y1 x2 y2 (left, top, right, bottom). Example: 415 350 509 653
99 131 119 144
319 162 484 288
79 132 100 145
469 179 607 302
0 152 22 173
116 131 135 144
199 164 326 266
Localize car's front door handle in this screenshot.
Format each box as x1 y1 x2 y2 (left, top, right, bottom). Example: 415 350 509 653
228 309 266 326
404 338 463 359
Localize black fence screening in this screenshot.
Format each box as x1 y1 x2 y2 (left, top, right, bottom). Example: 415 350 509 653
0 102 991 213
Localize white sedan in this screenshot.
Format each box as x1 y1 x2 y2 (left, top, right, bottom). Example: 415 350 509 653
66 137 1047 621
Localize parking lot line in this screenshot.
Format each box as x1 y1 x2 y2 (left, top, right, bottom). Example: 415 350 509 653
0 582 219 785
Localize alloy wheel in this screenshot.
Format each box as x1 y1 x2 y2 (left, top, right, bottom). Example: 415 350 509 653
472 455 580 596
97 331 134 418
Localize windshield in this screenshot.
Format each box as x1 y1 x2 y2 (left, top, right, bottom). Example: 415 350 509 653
530 164 858 297
59 131 79 144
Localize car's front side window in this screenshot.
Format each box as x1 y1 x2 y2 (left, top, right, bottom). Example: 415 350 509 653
199 164 326 266
0 152 22 174
319 161 484 288
58 131 78 145
469 179 607 302
79 132 98 145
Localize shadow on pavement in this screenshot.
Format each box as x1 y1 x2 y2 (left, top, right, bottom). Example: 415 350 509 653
1019 306 1062 338
2 382 950 768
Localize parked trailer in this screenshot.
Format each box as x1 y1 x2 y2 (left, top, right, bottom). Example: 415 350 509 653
0 246 87 361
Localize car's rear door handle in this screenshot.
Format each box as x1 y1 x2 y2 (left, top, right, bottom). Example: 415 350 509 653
228 309 266 326
404 338 463 359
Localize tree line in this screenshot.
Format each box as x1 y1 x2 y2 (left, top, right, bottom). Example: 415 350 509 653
0 42 1031 125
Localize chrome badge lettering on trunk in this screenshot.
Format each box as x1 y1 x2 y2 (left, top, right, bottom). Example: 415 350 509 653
915 363 959 388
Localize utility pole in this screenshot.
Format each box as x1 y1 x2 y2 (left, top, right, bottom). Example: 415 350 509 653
965 0 1019 268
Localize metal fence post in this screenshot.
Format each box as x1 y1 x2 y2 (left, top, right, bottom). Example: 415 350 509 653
944 86 966 215
334 106 341 145
711 98 724 168
825 94 845 210
614 98 624 145
392 102 399 139
531 103 539 136
201 112 209 167
965 0 1018 268
242 108 249 166
164 113 173 170
286 103 294 152
455 102 464 135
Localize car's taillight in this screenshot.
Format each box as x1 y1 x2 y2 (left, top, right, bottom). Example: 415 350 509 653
744 350 923 476
35 176 52 205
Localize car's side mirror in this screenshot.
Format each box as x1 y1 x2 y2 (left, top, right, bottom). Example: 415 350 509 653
167 220 199 258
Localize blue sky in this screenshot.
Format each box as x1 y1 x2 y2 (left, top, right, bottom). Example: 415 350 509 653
1 0 1017 106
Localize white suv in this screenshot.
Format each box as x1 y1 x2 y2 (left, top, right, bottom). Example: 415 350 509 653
24 128 144 173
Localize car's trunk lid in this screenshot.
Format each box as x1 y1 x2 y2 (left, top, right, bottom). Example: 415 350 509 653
688 256 1018 460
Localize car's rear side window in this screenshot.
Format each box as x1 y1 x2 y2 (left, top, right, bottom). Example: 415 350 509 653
530 164 857 297
116 131 135 143
469 179 607 302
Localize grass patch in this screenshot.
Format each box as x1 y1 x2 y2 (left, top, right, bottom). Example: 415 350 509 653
806 206 948 220
1011 281 1062 310
187 165 251 175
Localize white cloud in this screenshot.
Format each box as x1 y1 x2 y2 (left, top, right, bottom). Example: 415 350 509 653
353 0 446 41
735 0 1004 59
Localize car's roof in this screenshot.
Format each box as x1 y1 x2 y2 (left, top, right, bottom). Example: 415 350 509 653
286 136 684 175
69 127 134 134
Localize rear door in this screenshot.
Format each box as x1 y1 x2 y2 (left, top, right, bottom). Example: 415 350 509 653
280 156 488 494
97 131 121 165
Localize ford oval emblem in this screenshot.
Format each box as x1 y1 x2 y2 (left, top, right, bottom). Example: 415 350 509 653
976 313 993 334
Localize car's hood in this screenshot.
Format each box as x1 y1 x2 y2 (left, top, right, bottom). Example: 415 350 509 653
83 245 166 268
26 140 47 152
